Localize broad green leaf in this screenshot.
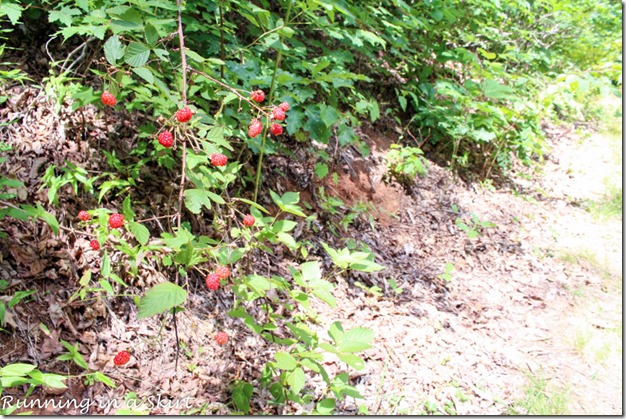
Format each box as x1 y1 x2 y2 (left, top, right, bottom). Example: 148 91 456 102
274 352 297 371
129 221 150 246
124 42 150 67
232 381 253 414
286 367 306 394
0 2 23 24
104 36 125 65
0 363 36 376
183 189 212 214
144 22 159 47
316 398 336 414
314 162 329 179
336 327 374 353
185 49 205 63
300 261 322 283
132 67 154 84
481 79 514 100
312 288 336 307
337 353 366 370
137 281 187 319
206 191 225 205
101 251 111 278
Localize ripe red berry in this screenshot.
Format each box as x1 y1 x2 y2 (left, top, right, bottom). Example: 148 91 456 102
269 123 283 136
272 107 286 121
108 213 124 229
243 214 255 227
278 101 290 112
206 273 221 290
215 265 230 280
113 350 131 366
101 91 117 106
250 90 265 103
89 239 100 251
158 131 174 148
210 153 228 167
175 107 193 123
248 118 263 138
78 211 90 221
215 331 228 345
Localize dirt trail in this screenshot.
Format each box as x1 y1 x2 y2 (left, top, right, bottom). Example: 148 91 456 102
321 112 622 414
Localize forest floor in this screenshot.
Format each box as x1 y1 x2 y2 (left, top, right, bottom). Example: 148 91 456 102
0 84 621 415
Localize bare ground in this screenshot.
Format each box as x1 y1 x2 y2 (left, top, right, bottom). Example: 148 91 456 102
0 87 621 415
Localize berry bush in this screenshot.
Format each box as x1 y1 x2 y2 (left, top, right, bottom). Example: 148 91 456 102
0 0 620 414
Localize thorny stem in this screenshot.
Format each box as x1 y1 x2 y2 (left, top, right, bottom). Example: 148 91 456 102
253 0 293 203
173 0 189 373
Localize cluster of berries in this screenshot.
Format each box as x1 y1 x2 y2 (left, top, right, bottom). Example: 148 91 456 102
77 210 125 251
248 90 290 138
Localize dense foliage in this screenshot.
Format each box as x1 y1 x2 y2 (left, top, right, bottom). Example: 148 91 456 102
0 0 621 414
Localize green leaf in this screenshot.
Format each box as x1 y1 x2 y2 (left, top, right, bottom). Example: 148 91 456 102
316 398 336 415
481 79 514 100
274 352 297 371
337 353 366 370
0 2 23 25
137 281 187 319
185 49 205 63
206 191 225 205
183 189 212 214
93 371 116 388
129 221 150 246
132 67 154 84
0 363 36 376
314 162 329 179
232 381 253 414
38 372 68 389
312 288 336 307
104 36 125 65
286 367 306 394
124 42 150 67
144 22 159 47
320 104 340 127
99 279 114 295
336 327 374 353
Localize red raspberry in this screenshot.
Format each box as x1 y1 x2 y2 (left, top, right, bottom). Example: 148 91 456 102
101 91 117 106
250 90 265 103
210 153 228 167
269 123 283 136
108 213 124 229
243 214 255 227
89 239 100 251
175 107 193 123
215 331 228 345
113 350 131 366
278 101 290 112
215 265 230 279
158 131 174 148
248 118 263 138
206 273 221 290
78 211 90 221
272 107 286 121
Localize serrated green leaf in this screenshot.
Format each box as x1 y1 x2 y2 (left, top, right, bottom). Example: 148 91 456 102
481 79 514 100
124 42 150 67
312 288 336 307
129 221 150 245
0 2 23 25
104 36 125 65
183 189 212 214
274 352 297 371
144 22 159 47
286 367 306 394
137 281 187 319
336 327 374 353
132 67 154 84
